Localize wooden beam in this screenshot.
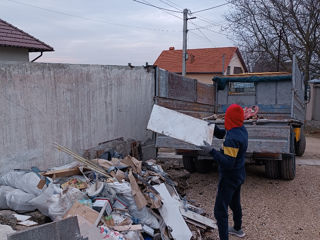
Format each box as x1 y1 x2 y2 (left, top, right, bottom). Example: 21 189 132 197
42 167 81 178
111 224 142 232
155 97 214 112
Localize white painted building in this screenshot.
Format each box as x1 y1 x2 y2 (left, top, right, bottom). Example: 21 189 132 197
0 18 53 63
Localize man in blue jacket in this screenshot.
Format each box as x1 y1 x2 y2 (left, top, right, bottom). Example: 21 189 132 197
201 104 248 240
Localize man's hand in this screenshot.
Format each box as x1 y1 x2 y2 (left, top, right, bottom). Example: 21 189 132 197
199 141 214 154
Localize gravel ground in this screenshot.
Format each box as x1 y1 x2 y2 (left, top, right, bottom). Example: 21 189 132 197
185 135 320 240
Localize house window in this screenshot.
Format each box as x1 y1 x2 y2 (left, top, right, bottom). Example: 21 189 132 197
229 82 255 95
233 67 243 74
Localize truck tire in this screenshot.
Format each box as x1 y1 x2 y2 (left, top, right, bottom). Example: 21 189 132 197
194 159 212 173
295 130 306 156
280 154 296 180
265 160 280 179
281 129 296 180
182 155 196 173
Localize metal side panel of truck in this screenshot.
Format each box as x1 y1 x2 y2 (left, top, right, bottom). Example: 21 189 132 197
155 57 306 180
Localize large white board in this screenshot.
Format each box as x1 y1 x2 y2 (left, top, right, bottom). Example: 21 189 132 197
147 105 215 146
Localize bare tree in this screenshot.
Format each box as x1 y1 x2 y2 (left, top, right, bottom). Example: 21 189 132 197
225 0 320 82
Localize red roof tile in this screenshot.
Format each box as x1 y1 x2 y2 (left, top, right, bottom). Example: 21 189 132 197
154 47 247 73
0 18 54 52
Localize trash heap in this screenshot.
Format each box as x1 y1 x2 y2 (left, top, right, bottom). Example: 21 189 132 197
0 143 217 240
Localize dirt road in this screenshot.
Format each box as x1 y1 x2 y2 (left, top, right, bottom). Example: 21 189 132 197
185 135 320 240
301 134 320 160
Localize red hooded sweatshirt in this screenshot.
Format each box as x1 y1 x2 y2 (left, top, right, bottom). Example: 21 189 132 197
224 104 244 131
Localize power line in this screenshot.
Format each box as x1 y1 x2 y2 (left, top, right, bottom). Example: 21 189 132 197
189 31 210 41
196 28 215 46
132 0 182 13
157 0 181 11
200 27 229 37
189 23 229 37
160 9 183 20
189 24 217 31
163 0 183 9
6 0 178 32
188 16 230 38
189 20 216 46
194 15 225 27
140 0 182 20
192 2 229 14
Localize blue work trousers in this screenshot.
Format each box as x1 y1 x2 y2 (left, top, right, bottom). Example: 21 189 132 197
214 178 242 240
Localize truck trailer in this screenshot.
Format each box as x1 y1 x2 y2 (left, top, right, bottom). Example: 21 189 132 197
155 58 306 180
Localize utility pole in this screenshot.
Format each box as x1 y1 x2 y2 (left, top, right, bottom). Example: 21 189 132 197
182 8 188 76
182 9 196 77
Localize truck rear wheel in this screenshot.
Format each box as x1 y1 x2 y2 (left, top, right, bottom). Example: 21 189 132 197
280 154 296 180
182 155 196 173
295 130 306 156
265 160 280 179
281 129 296 180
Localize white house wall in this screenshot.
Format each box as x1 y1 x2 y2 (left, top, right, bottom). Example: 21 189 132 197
227 53 245 74
0 46 29 63
0 63 154 173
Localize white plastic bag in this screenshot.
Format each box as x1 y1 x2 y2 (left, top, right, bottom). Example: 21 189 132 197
124 231 141 240
0 171 43 196
107 182 159 229
48 187 87 220
29 183 62 216
0 186 15 209
0 185 36 212
5 188 36 212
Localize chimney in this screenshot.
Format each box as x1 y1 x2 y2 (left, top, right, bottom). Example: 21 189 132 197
169 47 175 50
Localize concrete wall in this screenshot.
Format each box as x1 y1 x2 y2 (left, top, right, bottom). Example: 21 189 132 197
0 46 29 62
0 63 155 173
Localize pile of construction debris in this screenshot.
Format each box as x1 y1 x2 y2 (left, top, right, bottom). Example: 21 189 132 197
0 143 217 240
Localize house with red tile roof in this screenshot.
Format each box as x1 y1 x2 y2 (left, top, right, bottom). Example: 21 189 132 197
154 46 247 84
0 18 53 63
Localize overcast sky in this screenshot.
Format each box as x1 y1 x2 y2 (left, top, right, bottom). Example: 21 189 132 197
0 0 234 66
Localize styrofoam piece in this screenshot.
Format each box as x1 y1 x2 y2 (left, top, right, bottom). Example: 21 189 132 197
147 105 215 146
13 214 31 222
153 183 192 240
17 220 38 226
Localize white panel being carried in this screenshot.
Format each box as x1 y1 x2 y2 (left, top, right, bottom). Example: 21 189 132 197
147 104 215 146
